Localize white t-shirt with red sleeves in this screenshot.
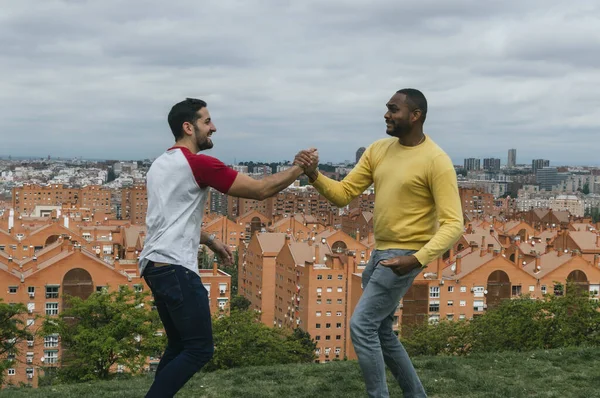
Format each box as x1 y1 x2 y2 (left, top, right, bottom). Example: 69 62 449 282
138 146 238 275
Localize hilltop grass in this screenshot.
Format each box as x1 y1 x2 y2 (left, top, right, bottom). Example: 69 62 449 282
2 347 599 397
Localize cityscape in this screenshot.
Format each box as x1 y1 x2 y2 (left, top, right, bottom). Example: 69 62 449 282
1 146 599 388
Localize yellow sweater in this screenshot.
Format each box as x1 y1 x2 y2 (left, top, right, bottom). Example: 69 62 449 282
311 136 463 267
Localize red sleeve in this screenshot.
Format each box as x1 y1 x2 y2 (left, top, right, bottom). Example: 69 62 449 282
183 152 238 193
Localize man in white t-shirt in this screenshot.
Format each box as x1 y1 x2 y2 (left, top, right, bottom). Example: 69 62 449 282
139 98 317 398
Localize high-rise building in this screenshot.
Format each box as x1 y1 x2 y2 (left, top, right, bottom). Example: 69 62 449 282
536 167 559 191
464 158 481 171
507 149 517 168
532 159 550 174
356 147 366 164
483 158 501 172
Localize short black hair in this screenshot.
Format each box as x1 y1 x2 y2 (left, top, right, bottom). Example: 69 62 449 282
396 88 427 123
168 98 207 140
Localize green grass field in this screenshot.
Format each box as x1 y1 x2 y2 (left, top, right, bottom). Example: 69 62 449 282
2 347 599 397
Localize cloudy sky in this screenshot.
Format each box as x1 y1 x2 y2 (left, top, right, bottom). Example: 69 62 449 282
1 0 599 166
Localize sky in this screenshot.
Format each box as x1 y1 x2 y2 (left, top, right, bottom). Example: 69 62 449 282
1 0 599 166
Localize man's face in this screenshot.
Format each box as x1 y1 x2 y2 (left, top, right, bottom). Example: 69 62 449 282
192 107 216 151
384 93 419 138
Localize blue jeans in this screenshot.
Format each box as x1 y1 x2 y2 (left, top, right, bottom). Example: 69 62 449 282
142 262 214 398
350 249 427 398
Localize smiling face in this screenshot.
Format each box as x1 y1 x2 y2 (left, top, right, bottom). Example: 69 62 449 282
183 107 216 151
384 93 423 138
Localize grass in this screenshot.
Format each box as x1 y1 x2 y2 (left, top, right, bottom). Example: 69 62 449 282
2 347 599 397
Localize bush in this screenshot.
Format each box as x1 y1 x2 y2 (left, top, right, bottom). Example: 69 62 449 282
401 284 600 357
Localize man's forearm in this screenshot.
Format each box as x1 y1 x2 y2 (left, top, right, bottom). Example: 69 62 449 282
260 165 304 199
200 231 215 248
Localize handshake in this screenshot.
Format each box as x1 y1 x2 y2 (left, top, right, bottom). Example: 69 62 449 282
293 148 319 181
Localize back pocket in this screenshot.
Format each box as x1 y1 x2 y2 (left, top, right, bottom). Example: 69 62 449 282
146 269 184 308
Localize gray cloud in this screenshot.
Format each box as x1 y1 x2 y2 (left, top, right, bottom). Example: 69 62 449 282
1 0 599 166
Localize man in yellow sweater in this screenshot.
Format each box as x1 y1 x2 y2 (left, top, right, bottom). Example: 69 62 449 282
306 89 463 398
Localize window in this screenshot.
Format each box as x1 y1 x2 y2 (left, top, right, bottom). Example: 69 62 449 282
317 275 323 280
429 286 440 298
429 301 440 312
512 285 522 297
44 335 59 348
447 300 454 307
316 311 322 317
473 300 484 312
325 336 331 341
473 286 485 297
217 298 228 310
316 299 321 304
46 285 59 299
326 323 331 329
7 369 15 376
337 299 343 304
219 283 227 294
326 287 332 293
326 299 332 304
46 303 59 316
541 285 547 295
9 286 17 294
27 319 34 327
316 323 321 329
326 311 331 317
28 286 35 296
460 286 467 293
337 287 343 293
327 275 332 280
459 300 466 307
429 314 440 324
448 286 454 293
134 284 143 293
336 323 342 328
315 336 321 341
459 314 466 320
336 311 342 316
336 335 341 340
447 314 454 321
316 287 322 293
338 274 343 280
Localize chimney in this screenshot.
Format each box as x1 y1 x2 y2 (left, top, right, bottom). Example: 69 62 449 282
314 244 320 264
481 235 486 249
557 248 563 257
466 224 473 234
594 254 599 267
212 258 218 276
534 255 541 272
545 244 553 254
454 255 462 275
480 245 486 257
356 229 360 242
493 249 500 257
571 250 577 257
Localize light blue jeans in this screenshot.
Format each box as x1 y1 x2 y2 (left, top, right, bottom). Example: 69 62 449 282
350 249 427 398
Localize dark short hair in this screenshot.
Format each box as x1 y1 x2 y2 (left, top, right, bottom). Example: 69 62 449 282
396 88 427 123
168 98 207 140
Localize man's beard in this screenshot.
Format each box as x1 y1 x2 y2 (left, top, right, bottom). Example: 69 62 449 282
386 121 411 138
194 126 214 150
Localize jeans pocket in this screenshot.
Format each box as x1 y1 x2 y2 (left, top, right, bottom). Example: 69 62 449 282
145 269 184 308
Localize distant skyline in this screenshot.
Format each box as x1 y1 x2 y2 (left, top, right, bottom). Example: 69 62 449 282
2 1 599 166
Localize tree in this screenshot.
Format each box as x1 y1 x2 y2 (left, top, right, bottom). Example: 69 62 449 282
204 310 315 371
42 287 165 382
230 295 251 312
0 301 28 385
582 183 590 195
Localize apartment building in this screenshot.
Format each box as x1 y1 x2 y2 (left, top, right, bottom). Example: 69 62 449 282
120 185 148 225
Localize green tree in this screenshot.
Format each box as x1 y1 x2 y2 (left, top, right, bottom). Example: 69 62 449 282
204 310 315 371
230 295 251 311
0 301 28 385
582 182 590 195
42 287 165 382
